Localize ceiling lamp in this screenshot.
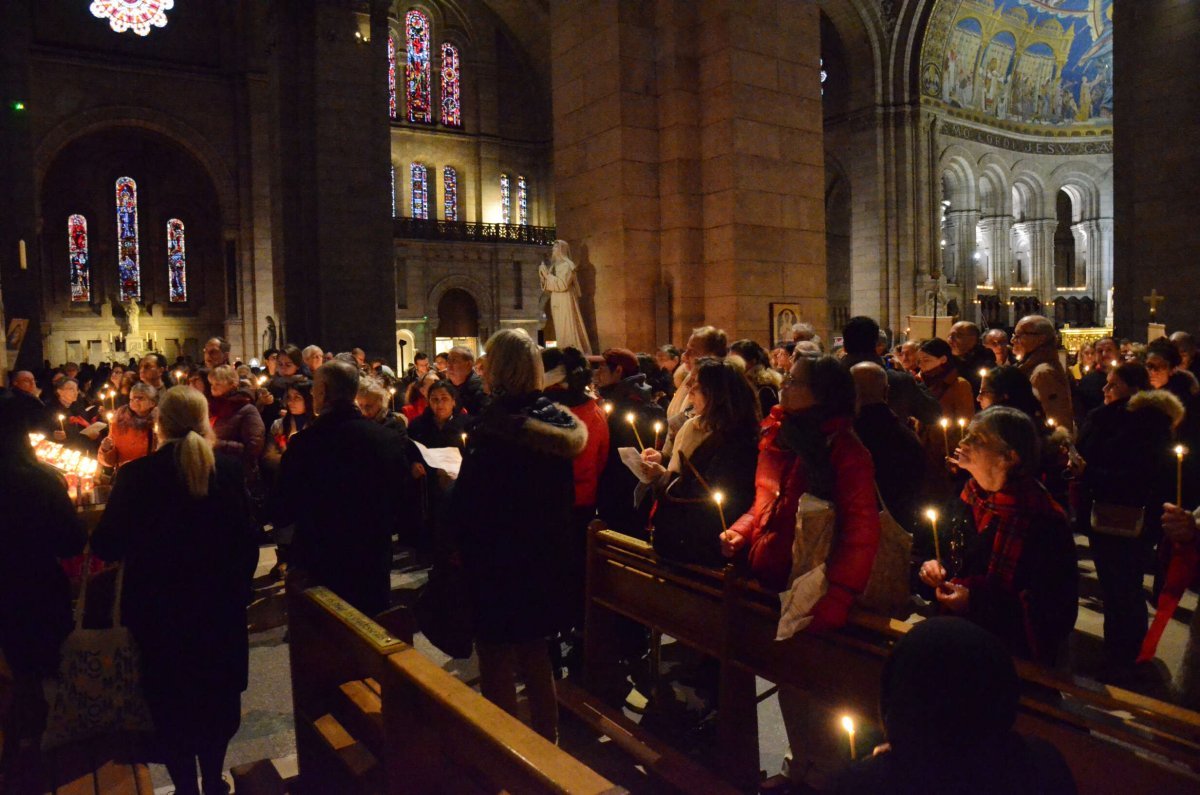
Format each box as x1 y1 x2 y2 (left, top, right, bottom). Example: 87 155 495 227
90 0 174 37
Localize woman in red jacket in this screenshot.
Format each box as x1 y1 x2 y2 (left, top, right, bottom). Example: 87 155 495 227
98 382 159 469
720 353 881 791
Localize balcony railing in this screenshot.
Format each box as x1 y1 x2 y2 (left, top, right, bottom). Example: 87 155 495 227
394 217 556 246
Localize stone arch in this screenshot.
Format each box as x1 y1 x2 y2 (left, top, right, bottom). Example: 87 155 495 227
1050 168 1103 222
978 164 1009 217
939 149 977 211
1010 171 1047 220
818 0 884 112
428 272 493 337
33 105 237 232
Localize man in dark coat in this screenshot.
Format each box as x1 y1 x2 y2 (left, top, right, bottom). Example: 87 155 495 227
850 362 926 532
593 348 666 538
446 346 489 415
949 321 996 396
842 316 940 426
272 360 412 616
7 370 48 432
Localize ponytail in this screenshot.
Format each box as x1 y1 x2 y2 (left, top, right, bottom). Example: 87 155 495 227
177 428 215 499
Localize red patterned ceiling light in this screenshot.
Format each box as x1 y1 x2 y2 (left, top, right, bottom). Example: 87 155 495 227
89 0 174 37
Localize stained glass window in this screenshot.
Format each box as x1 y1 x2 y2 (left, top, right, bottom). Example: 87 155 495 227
166 218 187 303
388 35 398 119
405 10 432 124
90 0 172 36
115 176 140 301
443 166 458 221
517 175 528 226
68 214 90 303
411 163 429 219
391 165 397 218
441 42 461 127
499 173 511 225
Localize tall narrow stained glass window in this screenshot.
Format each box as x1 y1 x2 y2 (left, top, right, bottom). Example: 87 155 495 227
68 214 91 302
499 173 511 225
115 176 141 301
440 43 461 127
443 166 458 221
411 163 429 219
388 35 398 119
166 218 187 302
517 175 528 226
391 165 397 218
405 10 432 124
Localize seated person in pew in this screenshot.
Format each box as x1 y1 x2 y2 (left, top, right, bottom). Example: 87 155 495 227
919 407 1078 665
639 357 760 568
835 616 1076 795
719 354 882 791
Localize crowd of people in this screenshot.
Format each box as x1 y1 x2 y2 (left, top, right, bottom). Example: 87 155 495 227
3 314 1200 793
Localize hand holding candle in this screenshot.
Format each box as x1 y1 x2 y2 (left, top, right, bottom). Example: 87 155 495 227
925 507 941 563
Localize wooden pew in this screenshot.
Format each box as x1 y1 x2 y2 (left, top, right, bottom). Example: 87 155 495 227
288 583 625 794
583 522 1200 793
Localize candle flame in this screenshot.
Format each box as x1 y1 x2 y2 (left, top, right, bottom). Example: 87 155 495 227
924 507 938 522
388 387 397 395
978 368 988 379
713 491 724 506
58 413 66 421
841 715 855 733
938 418 949 429
603 402 613 414
1175 445 1186 458
106 412 114 422
1046 418 1056 428
956 418 966 429
653 421 663 433
625 411 636 424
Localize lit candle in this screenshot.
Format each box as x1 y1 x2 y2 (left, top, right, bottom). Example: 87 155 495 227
257 375 268 387
938 417 950 458
603 402 613 416
977 368 988 379
712 491 728 533
841 715 857 761
1175 445 1187 507
461 432 468 448
174 370 184 385
653 420 663 450
1046 417 1057 430
1083 365 1090 374
956 417 966 445
388 386 397 411
58 413 66 434
106 411 114 423
925 507 941 563
625 412 645 452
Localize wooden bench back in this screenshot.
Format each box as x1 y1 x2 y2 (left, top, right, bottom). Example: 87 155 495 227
289 584 625 795
587 524 1200 792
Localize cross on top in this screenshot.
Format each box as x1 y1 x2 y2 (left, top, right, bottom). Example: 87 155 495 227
1143 288 1166 315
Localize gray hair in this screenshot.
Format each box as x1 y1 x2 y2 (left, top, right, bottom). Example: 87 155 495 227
969 406 1041 479
1017 315 1055 340
130 382 159 402
447 345 475 364
209 364 238 386
302 345 324 360
317 359 360 403
483 329 542 396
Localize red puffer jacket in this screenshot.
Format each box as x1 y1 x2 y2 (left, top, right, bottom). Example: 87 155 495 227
567 398 610 507
727 407 880 630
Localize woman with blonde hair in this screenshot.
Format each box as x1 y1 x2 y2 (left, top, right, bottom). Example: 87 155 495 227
444 328 587 742
92 386 258 795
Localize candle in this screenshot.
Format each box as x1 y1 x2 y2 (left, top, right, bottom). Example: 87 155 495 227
388 386 397 411
1175 445 1187 507
938 417 950 458
1046 417 1057 429
956 417 966 445
712 491 728 533
106 411 114 423
977 368 988 379
174 370 184 385
653 420 663 450
925 507 941 563
461 432 468 448
58 413 66 434
1083 365 1090 374
841 715 857 761
625 412 645 452
603 402 613 416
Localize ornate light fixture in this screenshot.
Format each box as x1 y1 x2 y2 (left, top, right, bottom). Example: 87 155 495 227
90 0 173 37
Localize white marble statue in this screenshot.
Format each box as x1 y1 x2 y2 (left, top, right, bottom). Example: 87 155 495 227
539 240 592 354
124 298 140 340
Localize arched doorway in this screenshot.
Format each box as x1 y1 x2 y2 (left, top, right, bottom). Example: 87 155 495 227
434 288 480 356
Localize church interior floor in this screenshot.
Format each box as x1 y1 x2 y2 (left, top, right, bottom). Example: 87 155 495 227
148 539 1197 792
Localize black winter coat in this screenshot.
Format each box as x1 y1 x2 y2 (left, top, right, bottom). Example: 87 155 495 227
855 402 926 531
271 403 412 615
453 372 489 416
446 393 587 644
91 446 258 745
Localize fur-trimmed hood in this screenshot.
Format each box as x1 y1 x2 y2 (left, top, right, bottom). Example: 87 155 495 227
1128 389 1186 429
477 394 588 459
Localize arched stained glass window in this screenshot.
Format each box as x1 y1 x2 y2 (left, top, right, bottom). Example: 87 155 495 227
499 173 511 225
443 166 458 221
115 176 140 301
167 218 187 303
68 214 90 302
405 10 432 124
388 35 398 119
517 175 528 226
411 163 429 219
441 42 461 127
391 164 397 218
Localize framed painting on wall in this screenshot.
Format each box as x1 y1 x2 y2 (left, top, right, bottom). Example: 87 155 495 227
769 303 801 344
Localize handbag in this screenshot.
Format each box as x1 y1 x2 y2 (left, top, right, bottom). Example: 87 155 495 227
1090 501 1145 538
42 553 153 750
856 486 913 615
788 493 836 585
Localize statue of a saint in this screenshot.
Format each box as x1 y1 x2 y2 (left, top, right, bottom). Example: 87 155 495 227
264 315 278 352
539 240 592 354
123 298 140 340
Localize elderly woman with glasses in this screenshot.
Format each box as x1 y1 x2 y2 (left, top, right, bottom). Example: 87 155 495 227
919 406 1078 664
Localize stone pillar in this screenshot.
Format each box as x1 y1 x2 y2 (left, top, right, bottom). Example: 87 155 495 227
269 0 396 360
552 0 825 349
979 216 1012 292
1094 218 1113 317
945 209 978 314
1028 219 1057 309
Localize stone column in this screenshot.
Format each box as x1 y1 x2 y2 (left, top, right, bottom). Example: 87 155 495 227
552 0 825 349
944 209 978 310
1028 219 1057 309
979 216 1013 292
269 0 396 359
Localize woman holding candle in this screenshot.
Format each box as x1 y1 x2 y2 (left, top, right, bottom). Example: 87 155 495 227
41 377 97 452
919 407 1078 664
98 382 159 469
208 365 266 494
262 380 315 476
443 329 587 742
91 387 258 795
642 357 760 568
1074 361 1183 676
